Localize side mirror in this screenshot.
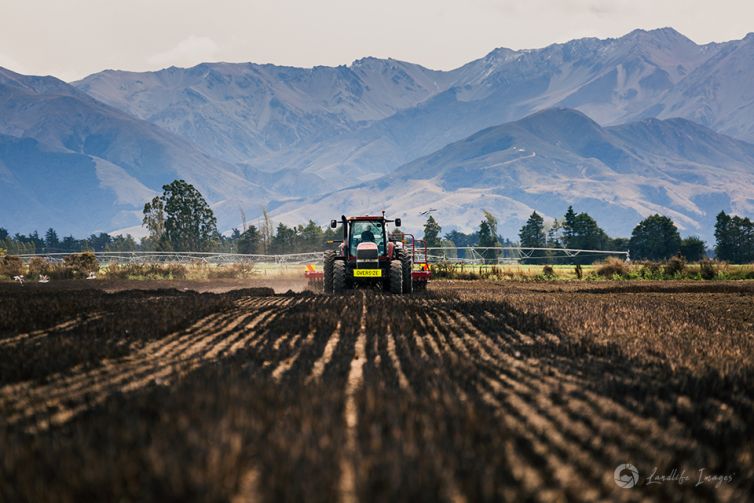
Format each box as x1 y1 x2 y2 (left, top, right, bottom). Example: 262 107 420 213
394 218 401 227
330 219 337 229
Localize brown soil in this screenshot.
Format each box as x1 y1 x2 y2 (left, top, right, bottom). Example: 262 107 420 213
0 280 752 501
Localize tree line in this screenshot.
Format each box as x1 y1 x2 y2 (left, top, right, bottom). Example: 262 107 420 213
141 180 342 254
423 207 753 264
0 228 139 255
422 212 516 262
3 179 753 263
1 180 341 256
516 208 708 264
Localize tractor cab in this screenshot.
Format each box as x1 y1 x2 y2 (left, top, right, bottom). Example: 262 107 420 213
330 215 397 260
348 219 387 257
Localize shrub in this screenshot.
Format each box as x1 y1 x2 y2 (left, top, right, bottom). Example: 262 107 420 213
595 257 629 278
207 263 255 279
64 252 99 277
1 255 23 278
663 255 686 277
27 257 54 279
430 262 456 279
103 263 137 280
699 260 717 280
574 264 583 280
638 261 662 279
103 263 188 280
501 270 516 280
486 266 502 280
716 263 754 280
48 263 76 280
160 263 188 280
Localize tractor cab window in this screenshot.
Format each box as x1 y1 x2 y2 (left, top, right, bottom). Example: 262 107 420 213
350 221 385 255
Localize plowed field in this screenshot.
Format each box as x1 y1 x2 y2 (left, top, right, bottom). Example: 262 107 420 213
1 281 752 502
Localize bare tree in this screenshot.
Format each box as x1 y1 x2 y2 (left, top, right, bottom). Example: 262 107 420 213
260 207 273 254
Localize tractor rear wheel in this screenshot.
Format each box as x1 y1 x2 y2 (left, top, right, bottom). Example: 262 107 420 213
397 248 413 294
323 251 335 293
333 260 347 293
389 261 403 294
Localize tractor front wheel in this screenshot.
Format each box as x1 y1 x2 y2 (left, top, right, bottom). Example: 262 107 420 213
333 260 347 293
389 261 403 294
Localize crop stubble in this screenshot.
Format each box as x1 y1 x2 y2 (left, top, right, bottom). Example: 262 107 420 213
0 281 752 502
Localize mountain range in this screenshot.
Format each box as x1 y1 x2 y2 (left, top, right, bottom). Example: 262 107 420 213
270 108 754 239
1 27 753 241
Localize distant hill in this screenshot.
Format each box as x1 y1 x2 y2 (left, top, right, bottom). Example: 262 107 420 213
0 67 271 236
270 109 754 242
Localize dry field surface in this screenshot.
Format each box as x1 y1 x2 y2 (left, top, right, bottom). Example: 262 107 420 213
1 280 753 502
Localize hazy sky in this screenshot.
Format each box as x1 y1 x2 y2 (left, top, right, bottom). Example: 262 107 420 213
1 0 752 82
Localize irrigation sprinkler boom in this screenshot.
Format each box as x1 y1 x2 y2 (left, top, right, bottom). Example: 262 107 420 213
15 246 628 268
425 246 630 264
15 251 324 265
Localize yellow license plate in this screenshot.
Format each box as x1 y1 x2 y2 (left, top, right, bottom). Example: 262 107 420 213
353 269 382 277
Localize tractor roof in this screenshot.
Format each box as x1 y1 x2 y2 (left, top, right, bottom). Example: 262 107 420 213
346 215 385 222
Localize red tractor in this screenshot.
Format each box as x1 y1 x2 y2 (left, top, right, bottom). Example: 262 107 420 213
306 214 430 294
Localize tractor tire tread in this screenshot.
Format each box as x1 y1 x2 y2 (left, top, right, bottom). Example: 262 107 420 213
333 260 347 293
323 250 336 293
389 261 403 294
396 248 413 294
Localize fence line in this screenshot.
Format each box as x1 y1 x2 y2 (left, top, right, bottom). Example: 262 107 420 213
15 251 323 266
15 247 629 266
